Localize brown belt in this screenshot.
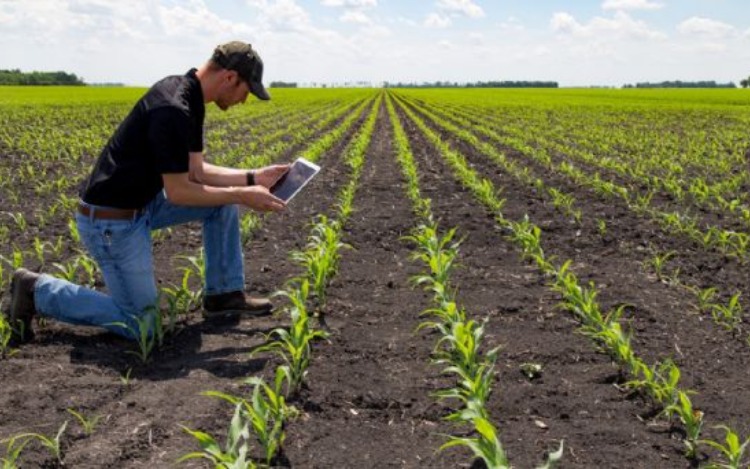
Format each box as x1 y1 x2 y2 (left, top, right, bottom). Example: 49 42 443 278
78 203 142 220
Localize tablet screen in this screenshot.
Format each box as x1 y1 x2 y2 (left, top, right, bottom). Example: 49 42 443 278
270 158 320 202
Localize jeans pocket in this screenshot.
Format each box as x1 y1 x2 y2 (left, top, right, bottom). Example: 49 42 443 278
78 215 148 262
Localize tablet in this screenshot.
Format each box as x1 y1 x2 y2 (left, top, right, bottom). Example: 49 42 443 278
270 157 321 202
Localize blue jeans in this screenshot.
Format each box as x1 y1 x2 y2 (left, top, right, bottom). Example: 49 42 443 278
33 191 245 340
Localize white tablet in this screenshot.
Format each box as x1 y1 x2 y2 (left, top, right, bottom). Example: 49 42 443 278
270 157 321 202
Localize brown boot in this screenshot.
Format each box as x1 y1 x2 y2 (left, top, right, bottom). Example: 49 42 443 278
203 291 273 319
8 268 41 344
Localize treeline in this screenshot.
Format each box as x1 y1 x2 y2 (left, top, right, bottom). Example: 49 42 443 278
384 80 559 88
0 69 85 86
270 81 297 88
624 80 736 89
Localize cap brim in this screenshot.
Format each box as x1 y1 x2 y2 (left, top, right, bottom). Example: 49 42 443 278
249 81 270 101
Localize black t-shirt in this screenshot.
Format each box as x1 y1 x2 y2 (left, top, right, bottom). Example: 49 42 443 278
79 69 205 209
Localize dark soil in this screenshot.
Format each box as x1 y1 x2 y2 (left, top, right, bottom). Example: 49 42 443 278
1 94 748 468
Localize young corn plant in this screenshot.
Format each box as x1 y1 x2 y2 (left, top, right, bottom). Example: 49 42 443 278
205 372 297 467
626 358 681 405
645 250 676 281
1 434 34 469
427 319 499 409
0 313 17 359
66 408 103 436
440 414 564 469
76 253 99 287
291 216 348 312
239 212 262 246
250 280 329 397
710 293 743 333
108 305 163 364
664 391 704 459
700 425 750 469
178 403 255 469
52 258 79 283
693 286 719 315
405 223 461 306
9 421 68 466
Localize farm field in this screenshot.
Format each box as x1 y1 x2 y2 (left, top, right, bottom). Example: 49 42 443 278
2 86 750 468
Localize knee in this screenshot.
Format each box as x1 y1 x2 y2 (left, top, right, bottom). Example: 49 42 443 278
215 204 239 222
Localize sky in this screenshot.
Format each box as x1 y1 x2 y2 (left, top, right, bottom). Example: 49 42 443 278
1 0 749 87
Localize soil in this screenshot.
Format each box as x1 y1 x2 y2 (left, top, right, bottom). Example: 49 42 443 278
1 94 749 468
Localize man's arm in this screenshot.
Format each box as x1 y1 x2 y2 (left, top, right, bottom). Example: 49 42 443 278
189 152 290 188
162 172 286 212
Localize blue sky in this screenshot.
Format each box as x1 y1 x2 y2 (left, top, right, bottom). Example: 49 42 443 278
1 0 748 87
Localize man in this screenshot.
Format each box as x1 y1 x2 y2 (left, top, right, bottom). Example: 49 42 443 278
7 41 289 343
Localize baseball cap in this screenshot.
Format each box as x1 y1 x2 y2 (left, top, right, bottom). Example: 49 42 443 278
212 41 270 100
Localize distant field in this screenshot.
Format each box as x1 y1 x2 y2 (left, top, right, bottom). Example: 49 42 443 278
2 86 750 468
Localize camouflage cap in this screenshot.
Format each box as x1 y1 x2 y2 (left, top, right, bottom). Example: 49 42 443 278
212 41 270 100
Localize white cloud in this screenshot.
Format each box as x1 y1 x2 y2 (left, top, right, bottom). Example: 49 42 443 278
340 10 371 24
437 0 484 19
159 1 252 38
602 0 664 11
320 0 377 6
678 17 736 38
424 12 451 28
551 10 666 40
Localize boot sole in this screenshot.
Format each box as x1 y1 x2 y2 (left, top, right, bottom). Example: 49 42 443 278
202 307 273 319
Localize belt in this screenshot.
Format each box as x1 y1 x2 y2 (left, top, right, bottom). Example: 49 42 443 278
78 203 142 220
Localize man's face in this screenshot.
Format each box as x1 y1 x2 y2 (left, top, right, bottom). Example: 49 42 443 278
216 73 250 111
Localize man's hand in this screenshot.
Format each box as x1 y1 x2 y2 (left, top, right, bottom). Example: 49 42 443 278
237 185 287 212
253 164 290 189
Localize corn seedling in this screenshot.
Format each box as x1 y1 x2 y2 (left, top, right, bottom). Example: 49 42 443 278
645 250 675 281
626 359 681 405
240 212 262 246
250 280 329 397
405 223 461 305
52 258 79 283
9 421 68 465
1 434 34 469
700 425 750 469
108 306 162 363
32 237 47 266
664 391 704 459
0 249 24 271
68 218 80 244
206 372 296 466
76 253 99 287
710 293 743 332
66 408 103 436
8 212 26 232
440 416 509 469
291 216 348 311
178 403 255 469
119 367 133 386
693 286 719 314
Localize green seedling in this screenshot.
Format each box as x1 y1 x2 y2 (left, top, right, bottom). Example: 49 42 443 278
66 408 103 436
664 391 703 459
700 425 750 469
693 286 718 314
108 306 162 363
710 293 743 332
1 434 34 469
178 403 255 469
10 421 68 465
250 280 329 396
206 372 297 466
